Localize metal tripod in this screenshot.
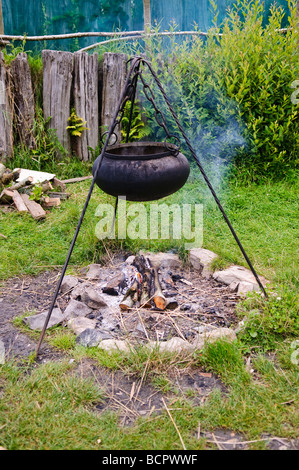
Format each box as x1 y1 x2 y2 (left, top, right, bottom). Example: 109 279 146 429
35 56 267 358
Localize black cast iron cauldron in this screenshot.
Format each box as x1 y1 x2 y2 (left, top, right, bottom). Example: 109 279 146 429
92 142 190 201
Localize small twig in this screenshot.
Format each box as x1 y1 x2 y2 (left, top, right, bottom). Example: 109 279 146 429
162 397 186 450
212 432 224 450
129 381 136 401
136 310 150 341
165 312 186 341
60 176 93 184
197 422 201 440
205 436 275 446
279 399 295 405
134 355 151 403
110 396 139 417
2 287 52 296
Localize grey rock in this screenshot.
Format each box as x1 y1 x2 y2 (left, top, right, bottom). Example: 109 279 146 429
205 327 237 343
158 337 193 353
189 248 218 277
213 265 268 292
81 286 108 309
67 316 97 335
192 325 215 334
136 322 147 334
100 315 119 332
85 264 104 280
23 307 64 331
228 281 239 292
70 283 85 300
140 251 182 270
192 327 237 350
75 328 113 347
60 275 79 294
102 272 124 296
146 337 194 353
63 299 92 320
98 339 132 353
237 281 260 296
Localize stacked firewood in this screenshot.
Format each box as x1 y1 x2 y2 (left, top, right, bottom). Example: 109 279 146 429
119 255 177 312
0 163 70 220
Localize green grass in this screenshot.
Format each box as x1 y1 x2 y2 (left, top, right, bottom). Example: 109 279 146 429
0 163 298 450
1 166 298 289
0 340 298 450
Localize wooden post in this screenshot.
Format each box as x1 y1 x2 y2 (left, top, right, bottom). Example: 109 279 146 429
72 51 99 161
42 50 74 156
143 0 151 29
0 52 13 160
10 53 36 149
0 0 4 35
101 52 128 143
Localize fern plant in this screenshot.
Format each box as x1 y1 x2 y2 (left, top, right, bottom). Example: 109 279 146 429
121 100 151 142
66 108 89 137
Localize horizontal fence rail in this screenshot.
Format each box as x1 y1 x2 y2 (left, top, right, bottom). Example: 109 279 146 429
0 26 290 50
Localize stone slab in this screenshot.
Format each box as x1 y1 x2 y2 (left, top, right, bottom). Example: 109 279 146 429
23 307 63 331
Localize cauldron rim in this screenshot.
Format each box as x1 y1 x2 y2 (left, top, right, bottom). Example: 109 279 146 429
103 141 180 161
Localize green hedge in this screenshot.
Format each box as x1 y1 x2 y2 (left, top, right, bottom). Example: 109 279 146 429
136 0 299 181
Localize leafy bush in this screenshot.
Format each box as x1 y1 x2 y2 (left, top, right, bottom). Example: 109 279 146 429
123 0 299 181
212 0 299 179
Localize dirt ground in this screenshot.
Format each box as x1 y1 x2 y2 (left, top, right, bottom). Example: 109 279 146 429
0 265 297 450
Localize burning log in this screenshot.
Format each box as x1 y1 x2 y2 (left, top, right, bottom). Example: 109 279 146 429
151 267 168 310
118 254 170 312
119 278 140 310
133 255 152 308
139 271 152 308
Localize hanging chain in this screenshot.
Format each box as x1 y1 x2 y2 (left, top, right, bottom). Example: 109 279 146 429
101 59 181 155
138 70 181 154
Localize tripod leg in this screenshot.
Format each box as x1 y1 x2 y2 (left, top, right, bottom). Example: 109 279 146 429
109 197 118 238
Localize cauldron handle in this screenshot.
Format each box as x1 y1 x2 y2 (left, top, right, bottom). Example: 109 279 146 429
164 135 181 156
101 131 118 146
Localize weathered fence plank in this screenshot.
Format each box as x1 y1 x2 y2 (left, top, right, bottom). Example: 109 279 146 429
42 50 73 155
10 52 36 149
72 51 99 161
101 52 128 143
0 52 13 160
0 50 131 161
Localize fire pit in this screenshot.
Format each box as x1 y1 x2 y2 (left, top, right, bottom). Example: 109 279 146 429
51 252 240 353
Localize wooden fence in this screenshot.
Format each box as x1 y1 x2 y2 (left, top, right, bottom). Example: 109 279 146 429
0 50 128 162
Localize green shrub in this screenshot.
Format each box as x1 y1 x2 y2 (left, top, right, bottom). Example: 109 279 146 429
213 0 299 179
120 0 299 181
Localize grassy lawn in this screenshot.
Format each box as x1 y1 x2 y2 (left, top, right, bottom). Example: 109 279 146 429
1 166 298 289
0 166 298 450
